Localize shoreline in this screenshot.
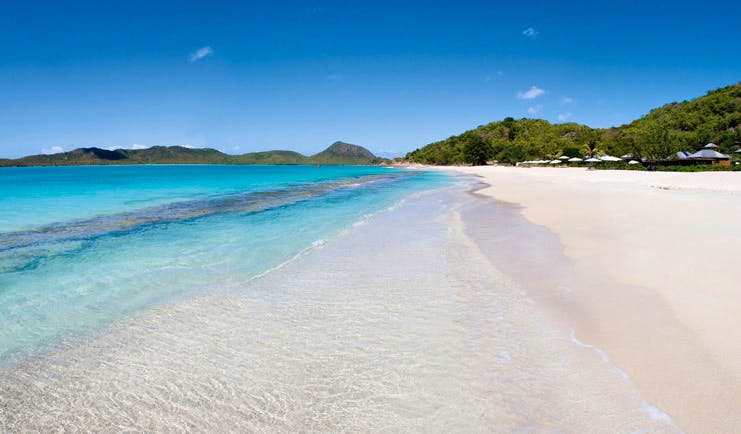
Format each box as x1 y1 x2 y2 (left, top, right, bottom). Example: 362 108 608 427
444 165 741 433
0 180 680 432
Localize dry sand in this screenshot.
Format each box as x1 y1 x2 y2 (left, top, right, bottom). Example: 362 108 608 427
446 166 741 433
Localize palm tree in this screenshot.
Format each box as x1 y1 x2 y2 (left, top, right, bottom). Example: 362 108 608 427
581 140 603 158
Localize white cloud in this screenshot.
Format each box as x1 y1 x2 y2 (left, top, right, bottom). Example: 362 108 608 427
561 96 574 105
558 112 572 121
182 144 195 149
188 46 213 62
131 144 148 150
232 145 241 152
517 86 545 100
42 146 64 154
527 105 543 115
522 27 538 38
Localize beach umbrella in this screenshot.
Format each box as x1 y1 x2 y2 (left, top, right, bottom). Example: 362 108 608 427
703 143 718 149
584 157 602 163
628 160 640 165
735 148 741 153
549 159 561 164
568 157 583 162
599 155 623 162
559 156 570 160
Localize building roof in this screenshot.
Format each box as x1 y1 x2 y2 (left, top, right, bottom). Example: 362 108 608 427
687 149 730 159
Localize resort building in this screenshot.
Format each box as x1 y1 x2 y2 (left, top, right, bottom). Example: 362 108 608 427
686 143 731 166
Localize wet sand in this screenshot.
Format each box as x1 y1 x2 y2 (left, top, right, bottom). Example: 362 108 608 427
447 166 741 433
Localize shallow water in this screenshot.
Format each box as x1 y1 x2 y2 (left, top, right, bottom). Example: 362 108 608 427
0 176 680 433
0 165 447 362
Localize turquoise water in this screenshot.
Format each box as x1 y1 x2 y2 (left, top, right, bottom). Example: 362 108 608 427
0 165 449 362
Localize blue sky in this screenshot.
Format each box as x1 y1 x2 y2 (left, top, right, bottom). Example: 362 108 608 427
1 0 740 158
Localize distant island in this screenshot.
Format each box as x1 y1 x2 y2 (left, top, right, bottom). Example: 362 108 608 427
406 82 741 166
0 141 387 167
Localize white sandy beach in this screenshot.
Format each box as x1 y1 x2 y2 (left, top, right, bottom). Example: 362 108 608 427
447 166 741 433
0 180 684 433
1 167 738 433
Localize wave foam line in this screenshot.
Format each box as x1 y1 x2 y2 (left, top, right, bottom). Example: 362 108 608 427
569 328 684 433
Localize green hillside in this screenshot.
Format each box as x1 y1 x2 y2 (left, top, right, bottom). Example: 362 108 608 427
407 82 741 164
1 142 384 167
310 141 383 165
232 150 307 165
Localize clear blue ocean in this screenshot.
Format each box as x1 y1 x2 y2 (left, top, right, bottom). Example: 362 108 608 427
0 165 449 363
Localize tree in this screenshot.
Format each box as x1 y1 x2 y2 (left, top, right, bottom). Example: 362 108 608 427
581 139 603 158
499 144 527 164
462 136 494 165
640 124 681 162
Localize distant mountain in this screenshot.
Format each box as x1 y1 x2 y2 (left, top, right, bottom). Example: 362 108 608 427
0 142 386 167
406 82 741 164
232 150 307 165
310 141 379 165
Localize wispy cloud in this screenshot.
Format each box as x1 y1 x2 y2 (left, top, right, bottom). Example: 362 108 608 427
232 145 241 152
561 96 574 105
485 70 504 82
558 112 572 121
522 27 538 38
188 46 213 62
42 146 64 154
305 5 326 14
517 86 545 100
527 105 543 115
131 144 148 150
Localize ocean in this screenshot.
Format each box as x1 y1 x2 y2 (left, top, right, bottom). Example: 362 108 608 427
0 165 679 432
0 165 448 363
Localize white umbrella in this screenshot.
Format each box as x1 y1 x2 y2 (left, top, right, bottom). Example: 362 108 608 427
584 157 602 163
559 156 570 160
568 157 583 162
549 159 561 164
628 160 640 165
599 155 623 162
703 143 718 149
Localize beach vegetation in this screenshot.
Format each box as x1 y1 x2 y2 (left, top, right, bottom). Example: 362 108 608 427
406 82 741 166
463 136 495 165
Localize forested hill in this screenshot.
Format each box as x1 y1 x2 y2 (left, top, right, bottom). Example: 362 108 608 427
406 82 741 164
1 142 386 167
